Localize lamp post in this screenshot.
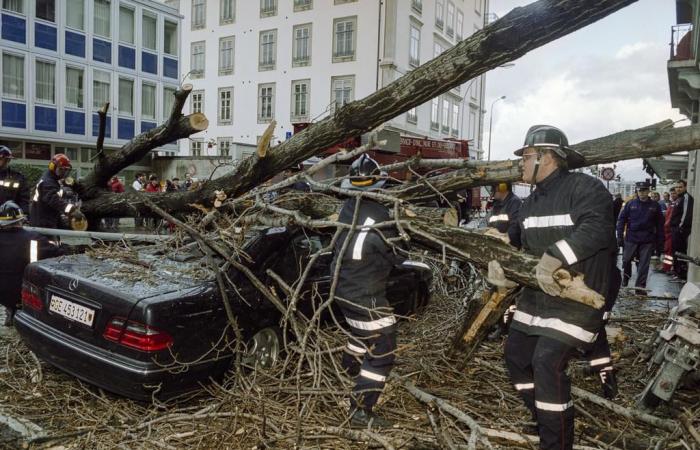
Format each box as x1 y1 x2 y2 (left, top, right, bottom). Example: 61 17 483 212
487 95 506 161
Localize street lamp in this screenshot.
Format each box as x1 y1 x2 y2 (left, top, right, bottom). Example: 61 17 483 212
487 95 506 162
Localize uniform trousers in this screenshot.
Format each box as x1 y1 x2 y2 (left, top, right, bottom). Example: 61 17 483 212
505 329 577 450
622 241 654 288
337 295 397 412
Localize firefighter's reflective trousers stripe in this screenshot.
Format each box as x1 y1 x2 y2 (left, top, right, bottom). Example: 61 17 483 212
337 295 397 412
585 322 614 373
505 329 576 450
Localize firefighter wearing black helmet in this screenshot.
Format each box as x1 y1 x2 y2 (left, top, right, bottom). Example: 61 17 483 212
0 201 61 326
332 154 406 429
501 125 617 449
30 153 86 230
487 182 522 248
0 145 30 215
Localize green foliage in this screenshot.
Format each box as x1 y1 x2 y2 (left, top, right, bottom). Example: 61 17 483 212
11 163 44 188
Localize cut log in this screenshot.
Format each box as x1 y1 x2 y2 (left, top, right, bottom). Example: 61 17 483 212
257 120 277 159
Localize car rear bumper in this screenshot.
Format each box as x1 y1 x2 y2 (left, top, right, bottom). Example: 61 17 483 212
14 311 231 401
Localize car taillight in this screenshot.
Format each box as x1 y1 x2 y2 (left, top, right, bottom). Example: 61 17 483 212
103 317 172 352
21 282 43 311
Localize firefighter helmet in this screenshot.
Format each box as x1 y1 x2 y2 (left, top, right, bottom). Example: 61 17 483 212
49 153 72 178
0 200 26 227
340 154 387 190
514 125 585 166
0 145 13 159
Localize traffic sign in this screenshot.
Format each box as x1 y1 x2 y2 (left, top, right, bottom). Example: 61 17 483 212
601 167 615 181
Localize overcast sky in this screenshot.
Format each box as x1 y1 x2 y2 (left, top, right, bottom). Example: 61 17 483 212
484 0 685 182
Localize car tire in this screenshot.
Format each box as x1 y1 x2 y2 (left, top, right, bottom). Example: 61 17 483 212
242 326 283 369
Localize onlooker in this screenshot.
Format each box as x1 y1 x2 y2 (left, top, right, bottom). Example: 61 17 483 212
670 179 694 280
172 177 182 191
165 179 177 192
145 175 161 192
184 173 194 191
105 176 124 230
662 188 678 272
612 193 623 222
132 173 146 229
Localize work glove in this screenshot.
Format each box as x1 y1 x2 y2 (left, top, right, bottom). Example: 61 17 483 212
69 208 86 222
69 209 88 231
487 260 517 288
535 253 563 296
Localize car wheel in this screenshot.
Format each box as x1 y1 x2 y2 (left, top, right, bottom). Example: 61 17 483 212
242 326 282 369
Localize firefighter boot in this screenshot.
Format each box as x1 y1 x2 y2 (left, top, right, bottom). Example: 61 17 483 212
350 409 394 429
599 369 618 400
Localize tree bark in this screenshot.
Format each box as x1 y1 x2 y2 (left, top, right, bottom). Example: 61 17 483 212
79 0 638 217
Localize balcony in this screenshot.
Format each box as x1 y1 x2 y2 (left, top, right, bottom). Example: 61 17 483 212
671 23 693 60
668 23 698 119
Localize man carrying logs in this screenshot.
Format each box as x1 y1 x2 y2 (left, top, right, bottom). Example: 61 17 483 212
332 155 406 429
502 125 617 449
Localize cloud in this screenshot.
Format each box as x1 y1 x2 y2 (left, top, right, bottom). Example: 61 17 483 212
615 42 658 59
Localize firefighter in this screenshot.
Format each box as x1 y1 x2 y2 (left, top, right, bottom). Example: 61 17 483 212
504 125 615 449
616 181 664 291
487 182 522 248
0 201 61 326
0 145 30 215
30 153 86 230
333 155 406 429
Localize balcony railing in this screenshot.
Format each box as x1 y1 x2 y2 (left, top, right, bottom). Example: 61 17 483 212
671 24 693 61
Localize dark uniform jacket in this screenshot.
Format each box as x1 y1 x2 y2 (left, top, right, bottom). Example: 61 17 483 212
30 170 76 229
0 167 30 214
616 198 664 245
670 192 694 237
332 197 406 300
511 169 616 348
487 192 522 248
0 228 60 309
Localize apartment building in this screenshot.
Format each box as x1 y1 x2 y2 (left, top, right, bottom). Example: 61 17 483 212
0 0 182 179
171 0 489 161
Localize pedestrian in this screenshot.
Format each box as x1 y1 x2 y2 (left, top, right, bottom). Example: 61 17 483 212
670 179 694 280
660 191 670 213
616 181 664 291
486 182 522 248
145 175 161 230
172 177 182 191
333 154 406 429
29 154 86 230
106 176 124 230
165 179 177 192
0 201 61 326
184 173 194 191
0 145 30 215
132 173 146 229
612 193 623 222
502 125 615 449
662 188 678 272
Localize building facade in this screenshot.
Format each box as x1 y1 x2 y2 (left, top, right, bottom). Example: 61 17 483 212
666 0 700 282
169 0 488 162
0 0 182 181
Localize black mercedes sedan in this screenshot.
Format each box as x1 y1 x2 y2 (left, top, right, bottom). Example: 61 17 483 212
15 227 431 401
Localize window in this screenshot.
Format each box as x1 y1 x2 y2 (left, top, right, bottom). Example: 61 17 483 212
334 0 357 4
259 29 277 70
142 13 156 51
331 75 353 111
66 67 84 108
219 36 235 75
94 0 110 38
258 83 275 122
260 0 276 17
190 41 205 77
93 70 110 109
446 2 455 37
2 53 24 100
435 0 444 29
191 90 204 114
218 137 232 156
220 0 235 24
218 87 233 124
333 17 356 60
35 61 55 104
293 24 311 65
291 79 309 120
411 0 421 13
456 10 463 40
119 6 134 44
142 83 156 120
191 0 205 29
441 98 450 133
66 0 83 29
407 107 417 124
433 41 443 59
36 0 54 21
475 0 481 15
451 103 459 136
163 86 176 117
409 24 420 67
191 140 203 157
430 98 439 130
164 20 178 55
118 78 134 115
2 0 23 14
294 0 311 12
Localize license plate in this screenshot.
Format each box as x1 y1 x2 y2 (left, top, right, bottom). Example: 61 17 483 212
49 295 95 327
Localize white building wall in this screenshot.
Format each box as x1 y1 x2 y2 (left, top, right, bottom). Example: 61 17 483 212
175 0 487 161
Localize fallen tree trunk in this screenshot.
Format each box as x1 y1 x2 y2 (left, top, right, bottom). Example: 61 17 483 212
80 0 638 217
